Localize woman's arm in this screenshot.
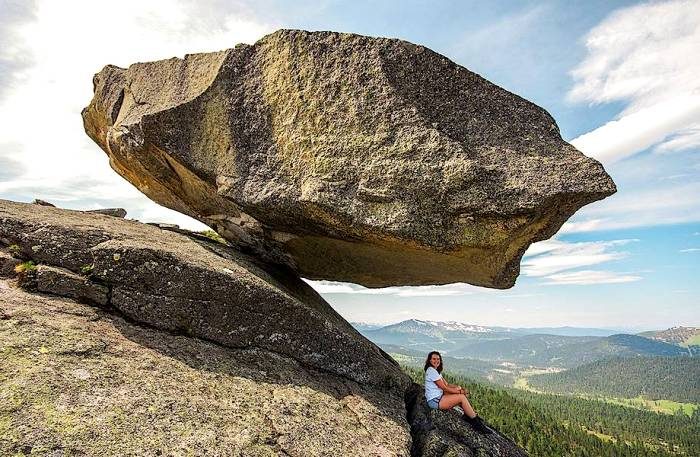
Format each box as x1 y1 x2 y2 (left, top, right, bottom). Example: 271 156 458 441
450 383 468 393
436 379 469 395
435 378 462 394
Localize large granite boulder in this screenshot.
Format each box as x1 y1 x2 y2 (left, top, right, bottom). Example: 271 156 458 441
82 29 616 289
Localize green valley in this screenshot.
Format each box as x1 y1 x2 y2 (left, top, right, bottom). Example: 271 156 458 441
404 366 700 456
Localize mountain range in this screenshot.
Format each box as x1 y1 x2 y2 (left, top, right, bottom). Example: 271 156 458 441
354 319 696 372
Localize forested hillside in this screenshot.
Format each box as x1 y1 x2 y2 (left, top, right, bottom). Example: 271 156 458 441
404 366 700 456
527 356 700 403
456 333 688 367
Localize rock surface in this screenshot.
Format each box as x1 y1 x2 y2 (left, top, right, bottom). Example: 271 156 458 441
86 207 127 218
0 280 412 456
0 278 527 456
36 264 109 307
0 199 403 389
405 385 527 457
31 199 55 207
83 29 615 288
0 250 20 278
1 199 528 456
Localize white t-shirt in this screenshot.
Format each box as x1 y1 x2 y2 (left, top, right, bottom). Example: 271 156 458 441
424 367 443 401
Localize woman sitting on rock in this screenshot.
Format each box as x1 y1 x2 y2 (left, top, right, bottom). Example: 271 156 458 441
424 351 492 434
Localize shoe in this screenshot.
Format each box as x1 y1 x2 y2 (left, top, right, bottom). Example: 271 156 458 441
463 414 493 434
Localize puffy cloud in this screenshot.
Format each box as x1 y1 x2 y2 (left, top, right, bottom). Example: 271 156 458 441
542 270 642 285
571 96 700 163
568 0 700 164
654 123 700 154
561 180 700 233
303 280 485 297
0 0 37 101
522 238 638 277
0 142 26 181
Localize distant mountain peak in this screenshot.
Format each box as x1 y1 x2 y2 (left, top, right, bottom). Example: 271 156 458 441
384 319 495 334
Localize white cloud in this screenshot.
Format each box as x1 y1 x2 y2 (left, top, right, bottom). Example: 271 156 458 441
0 173 210 230
558 218 610 234
499 293 545 300
571 96 700 163
568 0 700 164
543 270 642 285
304 281 359 294
0 0 276 226
303 279 486 297
680 248 700 253
654 123 700 154
657 174 691 181
521 239 562 257
561 180 700 233
522 238 638 277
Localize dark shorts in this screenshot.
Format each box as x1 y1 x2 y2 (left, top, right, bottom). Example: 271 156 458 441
427 395 442 409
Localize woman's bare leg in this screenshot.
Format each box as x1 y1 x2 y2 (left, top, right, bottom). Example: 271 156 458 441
438 393 477 418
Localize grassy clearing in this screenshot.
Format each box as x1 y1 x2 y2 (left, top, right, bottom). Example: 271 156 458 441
583 394 700 417
513 376 546 394
578 424 617 443
198 230 228 245
681 333 700 347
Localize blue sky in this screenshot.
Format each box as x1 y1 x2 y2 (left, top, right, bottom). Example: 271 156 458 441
1 0 698 330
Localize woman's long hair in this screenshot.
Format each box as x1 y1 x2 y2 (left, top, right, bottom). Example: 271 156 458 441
424 351 443 373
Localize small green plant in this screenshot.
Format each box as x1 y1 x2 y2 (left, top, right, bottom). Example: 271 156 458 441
199 229 228 245
8 244 21 257
14 260 38 290
14 261 37 274
80 264 94 275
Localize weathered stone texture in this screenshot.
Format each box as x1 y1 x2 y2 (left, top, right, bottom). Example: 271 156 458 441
0 199 404 390
82 29 616 288
86 207 127 218
405 385 527 457
0 200 528 455
0 282 413 456
0 250 21 278
36 264 109 307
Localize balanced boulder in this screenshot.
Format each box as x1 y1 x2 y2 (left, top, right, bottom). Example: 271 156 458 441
82 29 615 288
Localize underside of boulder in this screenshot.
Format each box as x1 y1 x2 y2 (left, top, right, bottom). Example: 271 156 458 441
82 29 616 288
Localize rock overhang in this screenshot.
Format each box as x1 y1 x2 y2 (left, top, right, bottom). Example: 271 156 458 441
82 29 616 289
